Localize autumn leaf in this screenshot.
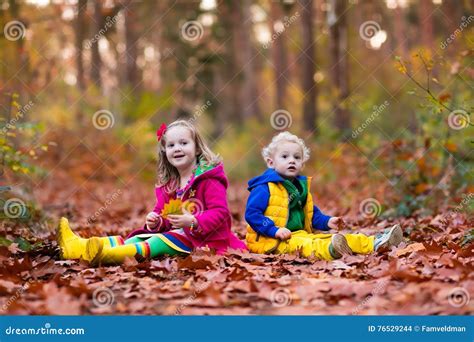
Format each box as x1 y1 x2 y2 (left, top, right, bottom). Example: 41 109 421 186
444 141 457 152
160 199 183 218
395 242 426 257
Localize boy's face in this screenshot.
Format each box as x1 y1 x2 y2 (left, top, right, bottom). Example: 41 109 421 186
164 126 198 170
266 141 304 178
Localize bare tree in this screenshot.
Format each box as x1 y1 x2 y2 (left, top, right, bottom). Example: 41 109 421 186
75 0 87 91
393 3 408 60
240 0 261 120
270 1 289 110
328 0 351 136
90 0 102 89
124 0 140 92
419 0 434 50
299 0 317 132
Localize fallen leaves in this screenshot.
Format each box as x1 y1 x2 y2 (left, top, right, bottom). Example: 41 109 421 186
0 177 472 315
395 242 426 257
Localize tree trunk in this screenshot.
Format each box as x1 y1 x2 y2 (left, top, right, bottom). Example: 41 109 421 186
215 0 241 125
124 0 140 92
90 0 102 89
393 4 408 60
418 0 434 50
270 1 289 110
300 0 317 132
442 0 463 57
240 0 261 120
329 0 351 136
75 0 87 91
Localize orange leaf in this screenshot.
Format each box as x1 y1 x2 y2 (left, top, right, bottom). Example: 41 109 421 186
414 183 430 194
444 141 457 152
395 242 426 257
438 93 451 103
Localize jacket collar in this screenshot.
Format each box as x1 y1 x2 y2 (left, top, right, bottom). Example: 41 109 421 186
247 168 307 191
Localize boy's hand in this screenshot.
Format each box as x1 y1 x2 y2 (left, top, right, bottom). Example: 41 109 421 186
275 228 292 240
146 211 161 230
167 213 195 229
328 217 347 230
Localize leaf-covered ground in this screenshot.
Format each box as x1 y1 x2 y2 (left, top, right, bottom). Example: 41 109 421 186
0 146 473 315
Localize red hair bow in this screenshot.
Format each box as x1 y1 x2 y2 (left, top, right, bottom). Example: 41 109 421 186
156 123 167 142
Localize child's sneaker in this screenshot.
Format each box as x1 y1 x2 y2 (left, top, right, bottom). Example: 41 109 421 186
374 224 403 251
57 217 87 260
329 234 353 259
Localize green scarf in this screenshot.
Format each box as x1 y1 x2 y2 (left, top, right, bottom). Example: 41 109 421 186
281 178 308 231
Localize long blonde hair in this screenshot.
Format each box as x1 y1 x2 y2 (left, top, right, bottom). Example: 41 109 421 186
157 120 221 193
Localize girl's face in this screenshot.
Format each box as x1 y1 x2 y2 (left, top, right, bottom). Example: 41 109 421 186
164 126 198 170
266 141 304 178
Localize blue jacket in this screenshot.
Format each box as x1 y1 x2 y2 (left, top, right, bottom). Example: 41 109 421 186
244 168 332 238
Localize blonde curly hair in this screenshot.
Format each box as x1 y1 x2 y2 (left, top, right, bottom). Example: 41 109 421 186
261 131 310 163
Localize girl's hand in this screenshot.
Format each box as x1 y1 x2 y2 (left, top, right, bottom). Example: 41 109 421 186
145 212 161 231
167 213 196 229
275 228 292 240
328 217 347 230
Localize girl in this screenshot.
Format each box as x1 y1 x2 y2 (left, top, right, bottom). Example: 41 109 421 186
57 120 247 265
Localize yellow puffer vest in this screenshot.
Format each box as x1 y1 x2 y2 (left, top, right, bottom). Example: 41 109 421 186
246 177 314 254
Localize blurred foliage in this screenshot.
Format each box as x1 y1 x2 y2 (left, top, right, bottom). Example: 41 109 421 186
0 93 49 177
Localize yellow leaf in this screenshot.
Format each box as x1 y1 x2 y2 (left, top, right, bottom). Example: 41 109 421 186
160 199 183 218
396 62 407 74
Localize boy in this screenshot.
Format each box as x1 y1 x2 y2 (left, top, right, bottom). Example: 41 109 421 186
245 132 402 260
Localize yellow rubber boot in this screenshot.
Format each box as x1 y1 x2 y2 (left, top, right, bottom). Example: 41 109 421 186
89 238 150 266
57 217 88 260
57 217 125 261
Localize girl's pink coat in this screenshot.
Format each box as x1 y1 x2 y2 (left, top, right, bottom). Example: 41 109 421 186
127 163 247 254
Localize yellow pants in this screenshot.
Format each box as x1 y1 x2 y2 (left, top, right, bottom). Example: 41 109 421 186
274 230 375 260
